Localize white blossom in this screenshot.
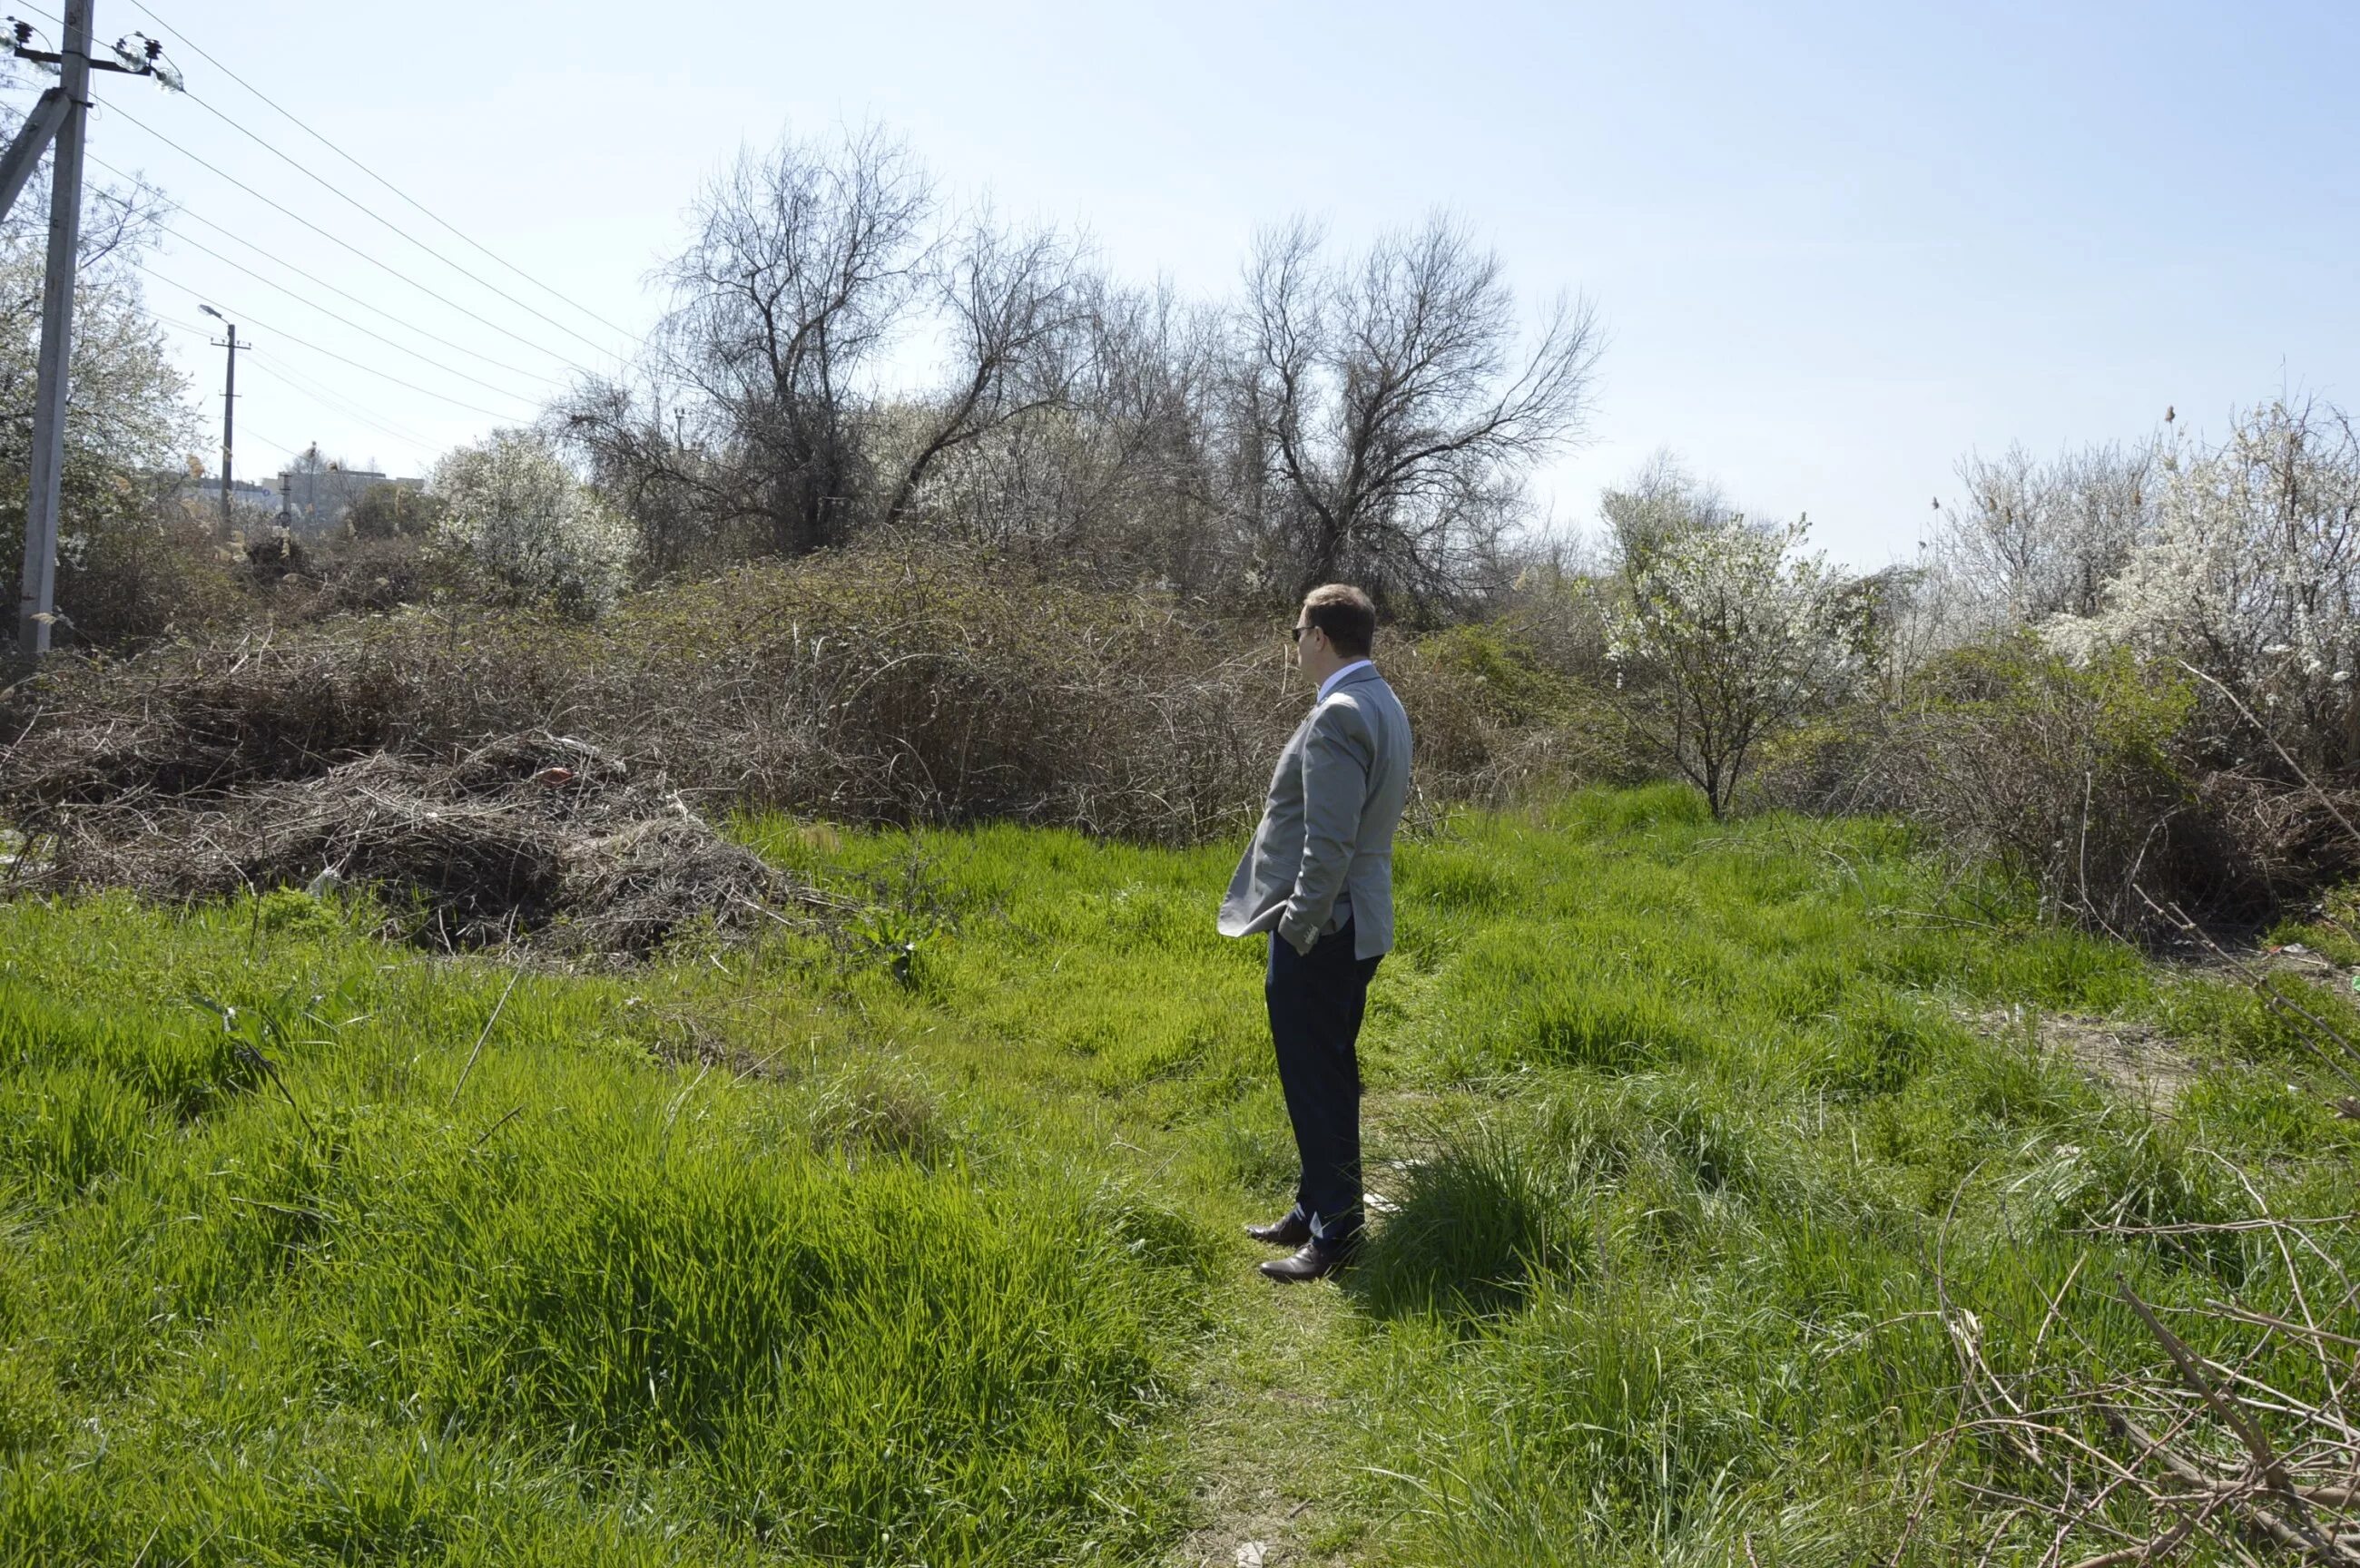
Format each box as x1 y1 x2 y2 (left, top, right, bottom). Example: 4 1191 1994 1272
2040 400 2360 745
429 428 635 616
1605 515 1873 817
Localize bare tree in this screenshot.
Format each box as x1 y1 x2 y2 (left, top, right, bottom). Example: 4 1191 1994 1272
557 138 1598 612
878 214 1089 527
898 272 1236 591
647 124 933 558
549 378 721 575
568 137 1112 573
1068 278 1234 592
1234 213 1600 613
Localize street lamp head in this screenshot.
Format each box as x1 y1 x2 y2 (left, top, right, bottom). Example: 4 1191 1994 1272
198 303 223 320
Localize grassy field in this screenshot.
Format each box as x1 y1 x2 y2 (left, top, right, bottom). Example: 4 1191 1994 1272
5 784 2358 1564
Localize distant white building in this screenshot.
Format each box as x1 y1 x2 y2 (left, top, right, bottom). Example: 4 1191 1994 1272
180 476 281 515
272 449 425 535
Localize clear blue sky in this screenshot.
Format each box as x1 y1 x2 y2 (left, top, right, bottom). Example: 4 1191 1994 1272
22 0 2358 565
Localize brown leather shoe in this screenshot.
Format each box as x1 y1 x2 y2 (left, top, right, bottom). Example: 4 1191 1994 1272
1258 1236 1358 1283
1244 1211 1312 1248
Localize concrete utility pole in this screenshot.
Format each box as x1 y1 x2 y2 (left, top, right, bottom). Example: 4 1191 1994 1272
4 10 182 662
198 304 248 539
14 0 92 662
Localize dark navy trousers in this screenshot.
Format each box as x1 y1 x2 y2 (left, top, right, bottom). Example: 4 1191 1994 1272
1266 917 1382 1244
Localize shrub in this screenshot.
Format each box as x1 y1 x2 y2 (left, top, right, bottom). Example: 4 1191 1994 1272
2045 400 2360 779
6 546 1637 848
430 428 635 616
1392 622 1649 802
1605 516 1876 818
347 481 442 540
1872 636 2225 929
0 232 205 653
300 531 450 616
1881 399 2360 934
46 502 243 648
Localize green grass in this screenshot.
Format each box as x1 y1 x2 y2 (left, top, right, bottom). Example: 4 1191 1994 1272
3 783 2356 1563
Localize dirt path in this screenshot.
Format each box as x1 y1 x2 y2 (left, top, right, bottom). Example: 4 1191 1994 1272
1157 1275 1370 1568
1155 1127 1441 1566
1970 1003 2204 1110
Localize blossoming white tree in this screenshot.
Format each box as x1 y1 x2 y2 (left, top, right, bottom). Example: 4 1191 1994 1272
2044 400 2360 769
1607 515 1872 818
1939 441 2154 626
430 429 635 617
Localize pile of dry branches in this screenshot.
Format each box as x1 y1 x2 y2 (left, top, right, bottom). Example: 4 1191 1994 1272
0 552 1604 956
1 724 821 959
1 551 1584 848
1942 1221 2360 1567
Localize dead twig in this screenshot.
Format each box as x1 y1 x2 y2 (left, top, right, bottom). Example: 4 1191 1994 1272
448 961 523 1111
2119 1278 2352 1563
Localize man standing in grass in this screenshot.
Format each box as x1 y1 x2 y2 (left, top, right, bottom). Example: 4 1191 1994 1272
1219 583 1412 1282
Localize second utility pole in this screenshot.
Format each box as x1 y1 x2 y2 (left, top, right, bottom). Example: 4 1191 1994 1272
200 305 248 537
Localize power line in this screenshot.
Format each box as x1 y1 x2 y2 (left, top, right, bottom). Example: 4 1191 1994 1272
241 351 438 453
149 222 555 404
93 103 609 377
148 307 443 458
138 261 534 422
163 221 564 388
246 352 435 446
92 152 565 386
160 84 629 363
230 424 303 464
125 0 644 347
148 285 450 454
140 258 538 420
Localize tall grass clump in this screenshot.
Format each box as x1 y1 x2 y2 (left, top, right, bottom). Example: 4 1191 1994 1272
1353 1121 1583 1320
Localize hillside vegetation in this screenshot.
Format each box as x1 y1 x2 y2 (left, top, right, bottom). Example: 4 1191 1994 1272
5 786 2357 1564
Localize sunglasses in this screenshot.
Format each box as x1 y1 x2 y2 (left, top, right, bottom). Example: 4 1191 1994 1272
1290 623 1313 644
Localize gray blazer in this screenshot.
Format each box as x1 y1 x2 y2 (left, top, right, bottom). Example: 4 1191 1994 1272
1219 663 1412 959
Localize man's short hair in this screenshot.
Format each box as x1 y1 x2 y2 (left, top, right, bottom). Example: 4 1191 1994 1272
1302 583 1377 657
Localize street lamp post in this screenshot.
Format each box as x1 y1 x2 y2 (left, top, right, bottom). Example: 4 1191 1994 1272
197 303 243 540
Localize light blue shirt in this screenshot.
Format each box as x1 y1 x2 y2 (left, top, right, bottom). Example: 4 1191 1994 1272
1316 658 1374 702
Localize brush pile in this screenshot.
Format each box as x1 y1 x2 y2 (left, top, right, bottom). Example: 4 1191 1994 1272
0 697 819 959
1942 1225 2360 1566
0 551 1610 955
